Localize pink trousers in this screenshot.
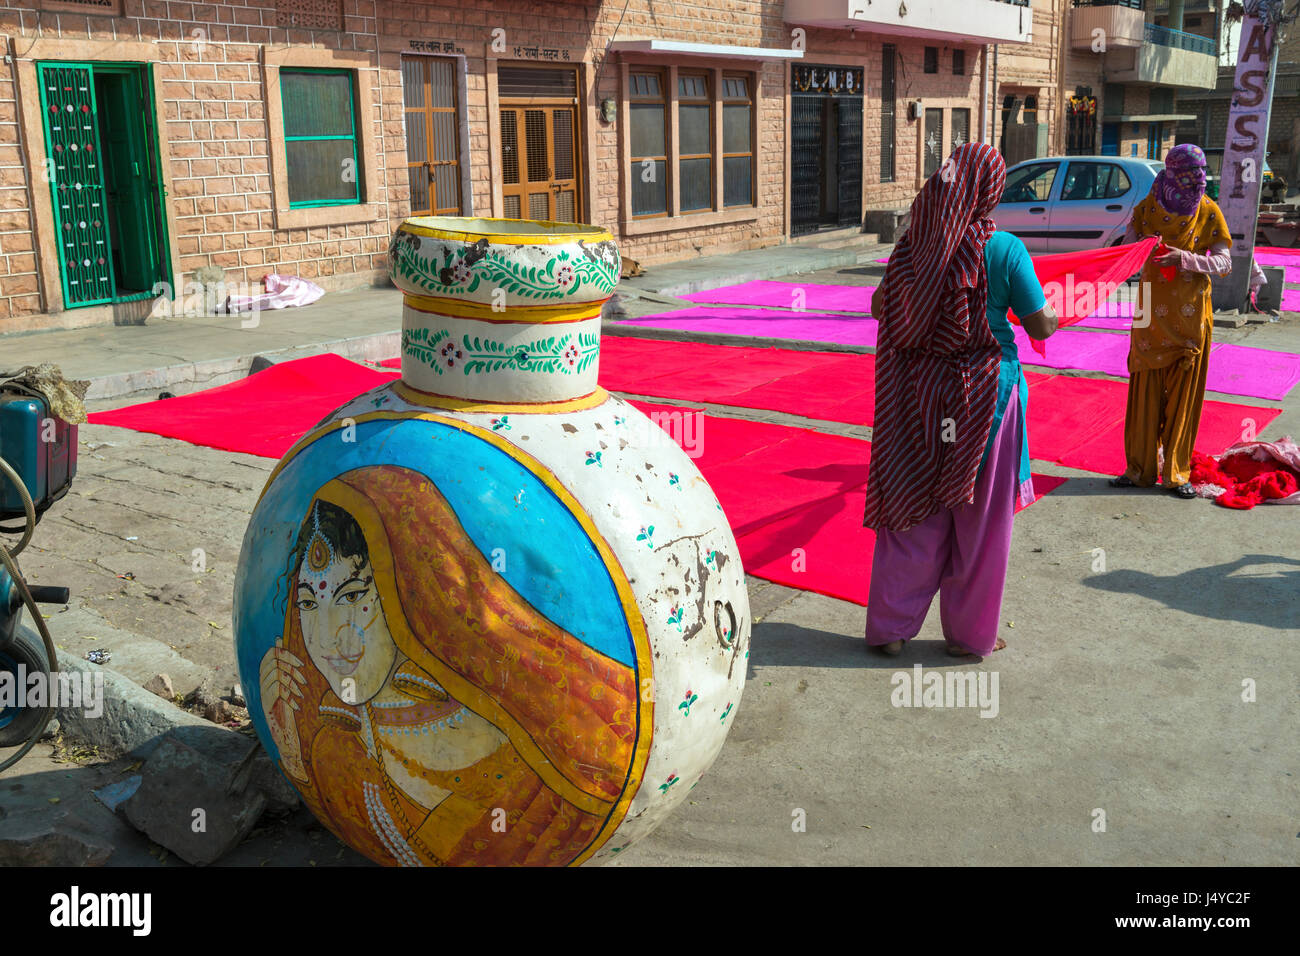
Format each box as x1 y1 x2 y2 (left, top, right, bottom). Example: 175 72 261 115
864 390 1027 656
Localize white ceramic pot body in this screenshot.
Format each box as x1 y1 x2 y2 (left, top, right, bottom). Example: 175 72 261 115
233 217 748 866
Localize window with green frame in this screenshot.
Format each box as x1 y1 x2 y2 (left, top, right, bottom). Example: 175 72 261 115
280 68 361 208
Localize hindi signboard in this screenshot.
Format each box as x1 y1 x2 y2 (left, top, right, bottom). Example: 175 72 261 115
1214 0 1283 311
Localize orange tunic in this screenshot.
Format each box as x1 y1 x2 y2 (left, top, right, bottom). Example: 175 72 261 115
1129 193 1231 374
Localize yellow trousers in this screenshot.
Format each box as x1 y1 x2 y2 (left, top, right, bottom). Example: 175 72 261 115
1122 343 1211 487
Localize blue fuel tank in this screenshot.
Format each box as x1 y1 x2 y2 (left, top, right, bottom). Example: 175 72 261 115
0 387 77 522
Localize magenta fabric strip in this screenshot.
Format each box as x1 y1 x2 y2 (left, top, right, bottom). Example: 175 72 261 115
682 280 875 312
620 307 879 347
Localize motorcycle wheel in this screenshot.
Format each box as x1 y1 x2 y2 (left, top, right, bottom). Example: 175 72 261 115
0 619 54 748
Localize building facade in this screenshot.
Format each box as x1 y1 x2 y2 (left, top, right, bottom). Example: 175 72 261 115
1060 0 1218 163
0 0 1038 334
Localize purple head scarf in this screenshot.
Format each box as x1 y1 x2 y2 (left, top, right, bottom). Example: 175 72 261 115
1154 144 1208 217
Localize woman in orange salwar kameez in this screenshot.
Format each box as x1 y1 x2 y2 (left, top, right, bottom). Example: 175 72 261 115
258 465 640 866
1110 144 1231 499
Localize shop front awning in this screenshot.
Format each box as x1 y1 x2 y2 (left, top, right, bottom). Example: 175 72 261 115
607 38 804 61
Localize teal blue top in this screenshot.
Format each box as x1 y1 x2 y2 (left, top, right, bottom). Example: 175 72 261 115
980 231 1045 489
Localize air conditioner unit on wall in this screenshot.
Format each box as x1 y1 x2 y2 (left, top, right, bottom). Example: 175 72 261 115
908 99 923 121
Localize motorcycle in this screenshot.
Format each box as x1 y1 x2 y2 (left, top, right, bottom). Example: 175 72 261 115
0 380 76 770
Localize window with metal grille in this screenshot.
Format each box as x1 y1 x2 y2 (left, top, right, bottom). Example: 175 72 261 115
1149 88 1174 114
951 108 970 150
497 66 577 99
280 68 360 208
924 47 938 74
881 44 896 183
722 73 753 208
953 49 965 75
630 70 668 217
1103 83 1124 117
678 71 713 212
924 108 943 179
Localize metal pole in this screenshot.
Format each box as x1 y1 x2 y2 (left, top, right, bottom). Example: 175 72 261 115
992 44 1000 153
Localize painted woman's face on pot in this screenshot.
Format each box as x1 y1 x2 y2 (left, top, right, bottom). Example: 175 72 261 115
295 542 397 705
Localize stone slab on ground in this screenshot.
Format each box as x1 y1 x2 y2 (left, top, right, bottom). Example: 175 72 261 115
120 727 269 865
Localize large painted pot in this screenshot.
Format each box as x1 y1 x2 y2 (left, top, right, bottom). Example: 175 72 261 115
233 216 750 866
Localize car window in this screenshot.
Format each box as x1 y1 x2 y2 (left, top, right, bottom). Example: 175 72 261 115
1002 162 1058 203
1060 163 1131 201
1104 165 1131 198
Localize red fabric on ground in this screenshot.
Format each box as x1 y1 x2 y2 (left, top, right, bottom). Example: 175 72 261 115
1010 237 1159 355
86 358 1066 606
1190 448 1300 510
88 354 398 457
599 336 876 421
1024 374 1282 475
627 400 1065 604
600 339 1283 476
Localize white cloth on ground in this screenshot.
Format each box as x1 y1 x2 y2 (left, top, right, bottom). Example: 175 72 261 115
226 274 325 313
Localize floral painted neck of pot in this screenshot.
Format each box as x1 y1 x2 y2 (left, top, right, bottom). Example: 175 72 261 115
388 217 621 404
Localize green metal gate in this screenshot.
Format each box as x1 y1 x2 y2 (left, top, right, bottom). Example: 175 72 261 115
38 63 114 307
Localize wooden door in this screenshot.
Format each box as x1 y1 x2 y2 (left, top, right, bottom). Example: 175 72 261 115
499 105 579 222
402 55 462 217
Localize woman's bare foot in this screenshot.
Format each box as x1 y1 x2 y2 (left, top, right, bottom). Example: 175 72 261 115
874 639 905 657
946 637 1007 659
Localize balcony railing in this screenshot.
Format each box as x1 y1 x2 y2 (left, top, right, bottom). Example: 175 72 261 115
1072 0 1144 8
1145 22 1215 56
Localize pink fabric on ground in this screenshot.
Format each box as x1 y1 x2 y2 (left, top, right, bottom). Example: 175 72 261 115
1075 299 1135 330
1208 343 1300 399
1012 326 1133 376
1253 251 1300 284
1012 331 1300 400
619 307 879 346
864 389 1024 655
682 280 875 312
226 274 325 312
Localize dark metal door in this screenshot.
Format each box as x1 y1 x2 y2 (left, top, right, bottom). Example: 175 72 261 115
836 97 862 228
790 96 822 237
94 68 159 294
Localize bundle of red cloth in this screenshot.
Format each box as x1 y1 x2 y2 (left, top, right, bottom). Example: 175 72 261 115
1191 438 1300 510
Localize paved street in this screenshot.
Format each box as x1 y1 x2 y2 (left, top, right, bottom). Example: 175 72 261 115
3 251 1297 866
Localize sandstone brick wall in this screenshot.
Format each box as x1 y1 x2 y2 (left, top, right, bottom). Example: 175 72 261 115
0 47 39 321
1 0 392 329
0 0 1000 327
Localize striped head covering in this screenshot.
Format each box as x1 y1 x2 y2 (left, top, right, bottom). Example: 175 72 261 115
863 141 1008 533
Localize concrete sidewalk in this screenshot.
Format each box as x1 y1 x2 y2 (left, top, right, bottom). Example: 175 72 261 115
2 238 887 403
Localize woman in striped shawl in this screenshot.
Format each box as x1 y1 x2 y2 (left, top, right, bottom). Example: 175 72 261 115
863 142 1058 660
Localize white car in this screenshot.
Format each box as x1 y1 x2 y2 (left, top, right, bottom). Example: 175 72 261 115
993 156 1164 254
